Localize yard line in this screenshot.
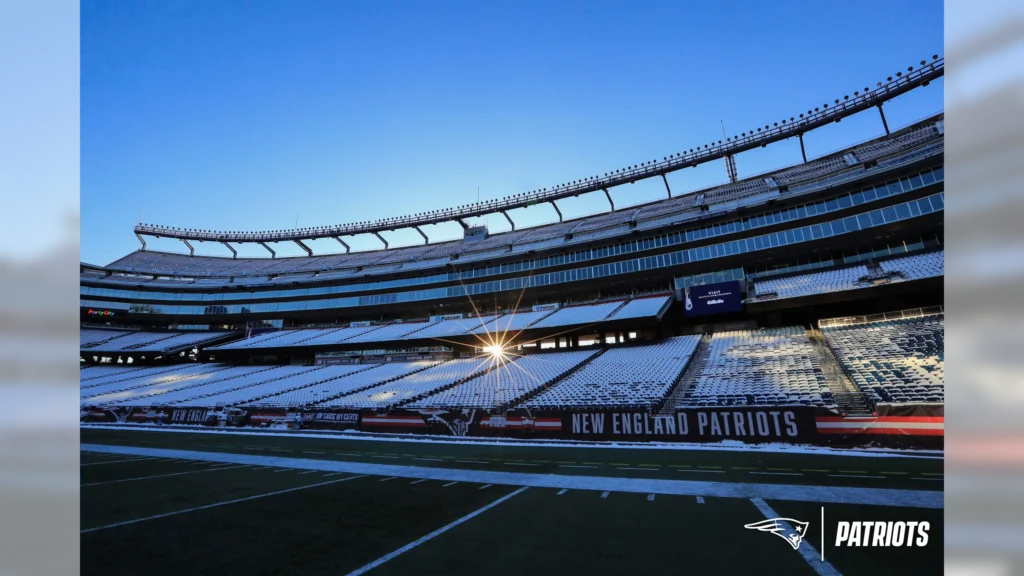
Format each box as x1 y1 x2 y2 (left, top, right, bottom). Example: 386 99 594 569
457 460 488 464
767 468 793 471
803 469 830 473
617 467 655 471
81 457 152 467
749 471 804 477
921 472 943 476
647 494 655 501
335 453 361 457
413 457 443 462
378 477 397 482
343 487 528 576
323 473 347 477
242 447 263 451
297 470 319 475
696 496 705 504
582 462 603 465
82 476 366 533
732 466 757 470
81 465 249 487
830 474 885 479
372 455 400 459
556 461 576 465
442 482 459 487
698 466 722 469
207 463 246 470
610 462 629 466
913 477 943 482
273 469 294 473
504 462 539 467
409 479 428 485
478 484 492 490
556 489 567 495
678 469 725 474
559 464 596 469
600 491 610 499
749 498 840 576
268 449 292 453
881 471 907 475
838 470 866 474
302 451 326 455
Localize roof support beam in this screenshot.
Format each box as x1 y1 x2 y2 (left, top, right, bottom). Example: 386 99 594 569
798 133 807 163
456 219 469 229
259 242 276 258
602 188 614 211
333 236 350 253
550 200 563 222
877 103 890 136
294 239 312 256
182 239 194 257
661 174 672 198
135 233 147 251
724 154 738 183
414 226 429 245
500 210 515 231
373 232 389 249
221 242 237 259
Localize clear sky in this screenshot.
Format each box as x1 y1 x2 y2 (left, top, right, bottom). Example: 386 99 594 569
81 0 943 266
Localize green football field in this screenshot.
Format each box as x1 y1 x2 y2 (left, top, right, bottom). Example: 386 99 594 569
81 427 943 575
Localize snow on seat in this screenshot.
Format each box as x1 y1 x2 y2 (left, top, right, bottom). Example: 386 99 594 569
679 327 834 408
321 358 490 410
529 301 623 329
522 336 701 410
407 350 598 410
822 314 944 404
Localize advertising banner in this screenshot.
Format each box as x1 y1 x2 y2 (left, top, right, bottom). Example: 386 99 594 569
682 280 744 316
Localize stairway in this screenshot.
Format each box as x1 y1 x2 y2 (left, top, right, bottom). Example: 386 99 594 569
807 327 874 416
658 334 711 415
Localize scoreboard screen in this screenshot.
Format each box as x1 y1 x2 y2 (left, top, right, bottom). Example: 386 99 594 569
682 280 744 316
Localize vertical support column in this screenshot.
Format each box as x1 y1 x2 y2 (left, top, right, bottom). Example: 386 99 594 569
182 239 194 257
221 242 237 259
293 239 312 256
602 188 614 210
798 133 808 163
724 155 738 183
877 103 890 136
661 174 672 198
135 233 147 251
259 242 276 258
373 232 389 249
333 237 350 253
500 210 515 231
414 226 429 245
550 200 563 222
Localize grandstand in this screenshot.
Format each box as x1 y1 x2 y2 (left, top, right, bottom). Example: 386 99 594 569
80 60 944 448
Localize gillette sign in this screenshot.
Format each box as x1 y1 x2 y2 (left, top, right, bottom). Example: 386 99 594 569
682 280 743 316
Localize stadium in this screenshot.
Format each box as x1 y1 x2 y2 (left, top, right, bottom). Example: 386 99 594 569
81 57 944 575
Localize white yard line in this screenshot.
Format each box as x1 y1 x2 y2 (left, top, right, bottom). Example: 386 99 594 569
81 475 366 533
601 491 610 498
343 487 528 576
81 456 153 466
749 498 841 576
79 444 944 509
442 481 459 487
749 471 805 477
81 465 249 487
556 489 568 495
696 496 705 504
829 474 885 479
409 479 428 485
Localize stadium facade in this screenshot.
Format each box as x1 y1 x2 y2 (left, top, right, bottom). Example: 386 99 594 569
81 58 944 448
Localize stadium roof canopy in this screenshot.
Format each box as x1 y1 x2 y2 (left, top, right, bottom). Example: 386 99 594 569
133 55 943 257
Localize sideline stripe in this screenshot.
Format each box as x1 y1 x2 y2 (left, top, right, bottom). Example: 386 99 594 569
81 475 366 533
79 444 943 509
81 457 152 467
750 498 841 576
343 487 528 576
81 465 248 487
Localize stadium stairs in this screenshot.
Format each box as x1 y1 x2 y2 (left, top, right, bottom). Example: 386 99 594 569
659 333 711 415
807 327 874 416
511 348 609 413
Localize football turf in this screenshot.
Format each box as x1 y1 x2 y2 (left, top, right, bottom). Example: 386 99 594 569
81 428 943 575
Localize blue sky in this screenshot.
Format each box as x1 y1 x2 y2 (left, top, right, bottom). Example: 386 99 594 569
81 0 943 265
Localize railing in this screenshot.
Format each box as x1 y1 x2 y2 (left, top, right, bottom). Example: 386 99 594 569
818 305 945 329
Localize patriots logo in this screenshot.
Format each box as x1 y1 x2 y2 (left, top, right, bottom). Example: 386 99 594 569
744 518 809 550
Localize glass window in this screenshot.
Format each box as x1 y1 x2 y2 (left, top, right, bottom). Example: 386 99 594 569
819 222 832 237
826 198 840 212
931 194 944 211
875 185 890 199
831 219 846 234
910 174 924 189
837 195 852 209
882 206 898 223
895 203 911 220
857 213 872 229
785 229 796 244
869 210 885 226
850 191 864 205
